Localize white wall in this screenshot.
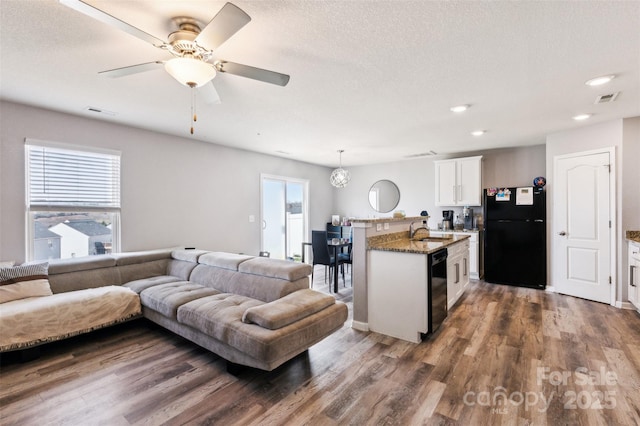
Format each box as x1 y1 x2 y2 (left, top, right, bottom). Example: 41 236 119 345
546 117 640 305
0 101 334 263
333 145 546 229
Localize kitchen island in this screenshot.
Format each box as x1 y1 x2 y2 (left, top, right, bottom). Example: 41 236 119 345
367 231 470 343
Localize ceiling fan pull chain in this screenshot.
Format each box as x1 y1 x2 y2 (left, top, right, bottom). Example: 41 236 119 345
189 82 196 134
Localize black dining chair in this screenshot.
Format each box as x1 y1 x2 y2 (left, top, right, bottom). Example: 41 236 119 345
311 230 346 290
94 241 106 255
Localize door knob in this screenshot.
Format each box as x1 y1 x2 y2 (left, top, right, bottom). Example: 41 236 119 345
558 231 567 236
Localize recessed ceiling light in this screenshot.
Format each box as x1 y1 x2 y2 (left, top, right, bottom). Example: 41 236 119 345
450 105 469 113
573 114 592 121
471 130 485 136
585 75 615 86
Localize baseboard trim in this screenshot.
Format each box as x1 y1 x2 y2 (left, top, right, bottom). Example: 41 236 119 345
545 286 557 293
618 301 636 310
351 320 369 332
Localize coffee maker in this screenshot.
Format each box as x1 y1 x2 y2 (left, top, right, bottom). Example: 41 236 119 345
463 206 474 230
442 210 454 230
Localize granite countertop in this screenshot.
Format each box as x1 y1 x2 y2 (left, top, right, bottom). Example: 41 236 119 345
367 231 470 255
627 230 640 243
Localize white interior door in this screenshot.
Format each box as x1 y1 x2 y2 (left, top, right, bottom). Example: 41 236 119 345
553 150 612 304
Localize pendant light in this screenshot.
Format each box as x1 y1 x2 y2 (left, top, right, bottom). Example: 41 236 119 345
330 150 351 188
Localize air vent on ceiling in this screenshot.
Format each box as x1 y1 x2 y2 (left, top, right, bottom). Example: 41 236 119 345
405 151 437 158
594 92 619 104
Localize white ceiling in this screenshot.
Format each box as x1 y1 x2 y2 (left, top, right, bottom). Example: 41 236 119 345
1 0 639 168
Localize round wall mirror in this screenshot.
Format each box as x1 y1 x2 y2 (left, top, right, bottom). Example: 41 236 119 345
368 180 400 213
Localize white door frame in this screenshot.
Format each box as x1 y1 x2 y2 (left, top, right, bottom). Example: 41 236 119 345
551 147 617 306
259 173 309 259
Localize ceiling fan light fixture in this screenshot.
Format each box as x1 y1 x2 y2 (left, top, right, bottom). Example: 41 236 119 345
164 57 216 87
330 150 351 188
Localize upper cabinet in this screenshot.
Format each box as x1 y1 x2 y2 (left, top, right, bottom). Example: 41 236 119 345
434 156 483 206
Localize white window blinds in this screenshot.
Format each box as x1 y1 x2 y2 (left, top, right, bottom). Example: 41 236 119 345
26 142 121 208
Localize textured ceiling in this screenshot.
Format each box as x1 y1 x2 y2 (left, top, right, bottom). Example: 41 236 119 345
1 0 639 167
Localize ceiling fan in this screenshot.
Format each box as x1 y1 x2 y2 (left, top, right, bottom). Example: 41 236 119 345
59 0 290 132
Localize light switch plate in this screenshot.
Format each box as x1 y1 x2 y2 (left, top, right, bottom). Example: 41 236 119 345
376 223 382 231
384 223 389 230
249 215 255 223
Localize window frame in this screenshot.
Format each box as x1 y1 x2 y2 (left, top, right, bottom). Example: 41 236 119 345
25 139 122 261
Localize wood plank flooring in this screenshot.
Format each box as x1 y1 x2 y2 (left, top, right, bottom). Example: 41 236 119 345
2 269 640 425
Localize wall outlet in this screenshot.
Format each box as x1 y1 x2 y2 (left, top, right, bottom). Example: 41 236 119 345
376 223 382 231
383 223 389 230
248 215 255 223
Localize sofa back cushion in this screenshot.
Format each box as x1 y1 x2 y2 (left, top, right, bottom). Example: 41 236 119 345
118 259 170 284
47 249 174 293
198 252 254 270
238 257 312 281
189 253 311 303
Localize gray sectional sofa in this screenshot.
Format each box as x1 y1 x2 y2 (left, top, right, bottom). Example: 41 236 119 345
0 248 348 371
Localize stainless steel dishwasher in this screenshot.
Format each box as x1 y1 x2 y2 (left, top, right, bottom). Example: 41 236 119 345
428 248 448 334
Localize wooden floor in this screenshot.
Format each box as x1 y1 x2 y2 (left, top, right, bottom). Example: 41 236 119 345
2 269 640 425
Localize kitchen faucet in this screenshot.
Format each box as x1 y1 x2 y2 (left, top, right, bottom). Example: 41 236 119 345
409 220 429 239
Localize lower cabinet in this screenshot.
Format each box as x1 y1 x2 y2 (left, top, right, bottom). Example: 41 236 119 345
446 239 470 309
629 241 640 312
430 231 481 279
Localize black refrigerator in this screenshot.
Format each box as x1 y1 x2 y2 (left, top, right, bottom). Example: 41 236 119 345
483 187 546 289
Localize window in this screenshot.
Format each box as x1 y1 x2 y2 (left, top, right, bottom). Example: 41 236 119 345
25 140 121 261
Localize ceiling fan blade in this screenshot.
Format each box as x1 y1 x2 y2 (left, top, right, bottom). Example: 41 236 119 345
201 82 221 105
215 61 290 86
59 0 165 46
194 3 251 51
98 61 164 78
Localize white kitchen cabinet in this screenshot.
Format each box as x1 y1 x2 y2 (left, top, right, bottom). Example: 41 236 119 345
430 231 482 280
434 156 483 206
445 238 469 309
629 241 640 312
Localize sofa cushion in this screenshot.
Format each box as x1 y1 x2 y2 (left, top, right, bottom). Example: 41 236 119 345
189 264 309 303
171 249 210 263
241 289 336 330
140 282 220 319
177 293 348 363
198 252 254 271
176 294 263 345
0 261 53 303
124 275 183 294
113 248 173 266
48 256 116 274
238 257 312 281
